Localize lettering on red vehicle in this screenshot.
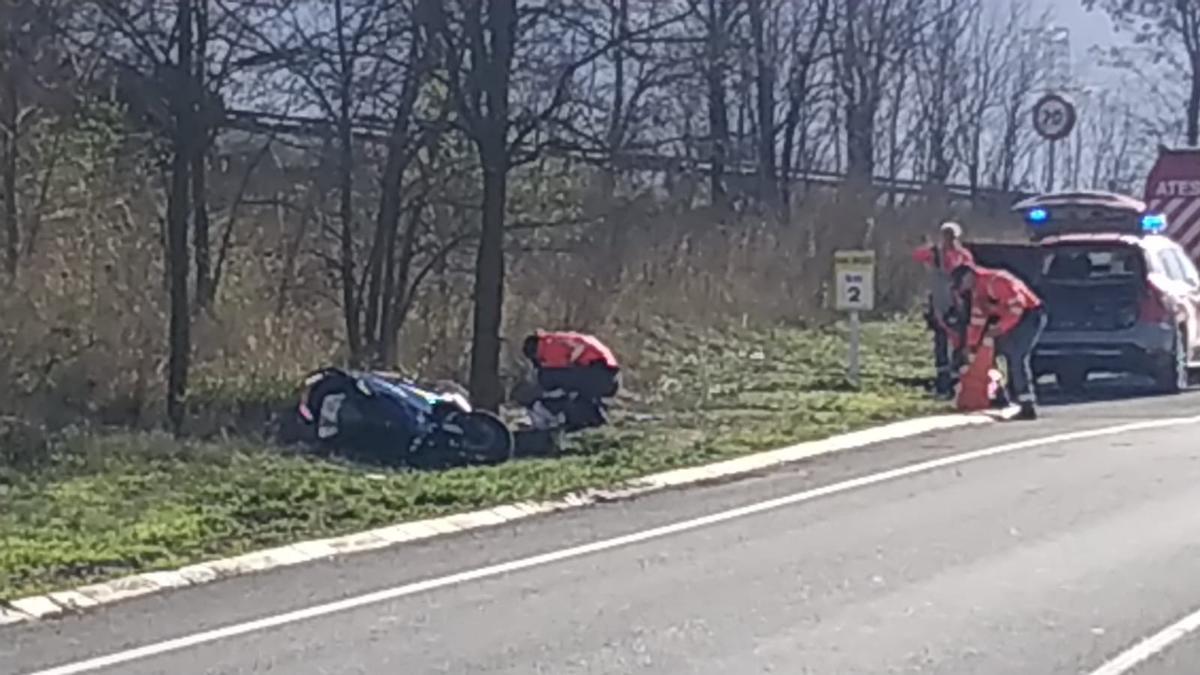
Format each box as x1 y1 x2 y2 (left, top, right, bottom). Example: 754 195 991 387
1154 180 1200 198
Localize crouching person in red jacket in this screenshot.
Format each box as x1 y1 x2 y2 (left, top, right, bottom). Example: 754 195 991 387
522 330 621 431
952 265 1047 420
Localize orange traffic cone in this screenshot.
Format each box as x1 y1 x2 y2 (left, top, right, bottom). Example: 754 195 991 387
956 338 997 412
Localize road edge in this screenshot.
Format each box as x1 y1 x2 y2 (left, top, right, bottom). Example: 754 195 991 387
0 412 991 627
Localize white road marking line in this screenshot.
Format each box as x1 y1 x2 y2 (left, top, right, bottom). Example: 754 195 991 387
1087 606 1200 675
24 415 1200 675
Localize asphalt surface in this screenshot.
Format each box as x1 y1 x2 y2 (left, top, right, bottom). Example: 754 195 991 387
6 391 1200 675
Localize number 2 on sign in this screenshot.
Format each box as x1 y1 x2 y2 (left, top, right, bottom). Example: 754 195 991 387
847 286 862 303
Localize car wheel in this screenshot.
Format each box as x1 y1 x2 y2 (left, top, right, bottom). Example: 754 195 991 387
1153 325 1188 395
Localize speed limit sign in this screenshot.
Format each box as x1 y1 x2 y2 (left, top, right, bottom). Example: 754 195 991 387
1032 93 1077 141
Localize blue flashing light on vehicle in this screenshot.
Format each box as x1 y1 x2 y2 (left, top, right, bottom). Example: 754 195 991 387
1027 208 1049 225
1141 213 1167 233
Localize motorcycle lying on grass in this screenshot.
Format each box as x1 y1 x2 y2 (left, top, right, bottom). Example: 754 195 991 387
289 368 514 469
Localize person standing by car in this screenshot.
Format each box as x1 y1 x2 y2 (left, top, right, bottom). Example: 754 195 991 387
952 264 1047 420
522 330 621 431
913 222 975 398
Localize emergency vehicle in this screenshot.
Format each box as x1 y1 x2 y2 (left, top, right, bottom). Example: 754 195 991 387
1145 147 1200 262
969 190 1200 394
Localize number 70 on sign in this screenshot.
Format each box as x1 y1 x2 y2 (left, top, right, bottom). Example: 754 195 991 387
834 250 876 311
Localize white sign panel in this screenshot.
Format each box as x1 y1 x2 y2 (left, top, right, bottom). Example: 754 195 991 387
1032 93 1077 141
834 250 876 311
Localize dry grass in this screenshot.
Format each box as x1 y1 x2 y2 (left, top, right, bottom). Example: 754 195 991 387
0 183 1021 433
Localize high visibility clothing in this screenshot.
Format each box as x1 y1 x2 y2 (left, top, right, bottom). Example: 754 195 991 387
534 331 619 370
916 243 975 333
912 242 974 273
965 268 1043 348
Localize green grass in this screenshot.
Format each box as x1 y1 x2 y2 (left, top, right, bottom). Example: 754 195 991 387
0 318 943 600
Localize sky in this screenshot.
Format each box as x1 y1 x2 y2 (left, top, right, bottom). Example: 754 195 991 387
1039 0 1123 84
1044 0 1116 54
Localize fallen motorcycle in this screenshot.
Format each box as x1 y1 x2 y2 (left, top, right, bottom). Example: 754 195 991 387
293 368 514 467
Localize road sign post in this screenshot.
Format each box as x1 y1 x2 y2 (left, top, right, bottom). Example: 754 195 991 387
1032 93 1077 192
834 250 876 388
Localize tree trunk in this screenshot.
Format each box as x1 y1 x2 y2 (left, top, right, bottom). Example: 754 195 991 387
466 0 516 411
1188 59 1200 147
469 147 508 411
750 0 778 210
845 101 875 185
603 0 627 198
379 204 422 367
602 0 629 288
192 148 211 307
167 0 196 434
1 59 17 278
705 0 731 211
192 0 212 309
886 62 908 208
364 16 427 364
333 0 362 364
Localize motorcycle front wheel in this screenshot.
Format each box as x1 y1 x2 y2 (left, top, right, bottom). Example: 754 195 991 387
449 410 514 465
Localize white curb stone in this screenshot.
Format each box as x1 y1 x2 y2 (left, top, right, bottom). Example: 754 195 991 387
48 590 100 612
177 564 220 586
76 574 162 606
290 541 340 560
323 532 390 554
1 412 989 628
0 605 32 625
491 504 529 521
140 571 191 592
8 595 62 619
444 510 509 530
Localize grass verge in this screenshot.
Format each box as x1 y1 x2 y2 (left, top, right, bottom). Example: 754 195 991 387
0 318 943 600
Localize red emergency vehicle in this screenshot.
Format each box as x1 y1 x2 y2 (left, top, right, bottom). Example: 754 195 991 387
1145 147 1200 261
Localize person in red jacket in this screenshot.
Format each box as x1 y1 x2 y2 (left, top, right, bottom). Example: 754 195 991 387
522 331 621 430
951 264 1046 420
913 222 975 398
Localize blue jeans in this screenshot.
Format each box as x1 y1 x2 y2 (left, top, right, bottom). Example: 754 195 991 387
996 308 1047 405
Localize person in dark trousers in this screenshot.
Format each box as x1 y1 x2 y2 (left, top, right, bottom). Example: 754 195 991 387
522 330 621 431
913 222 975 397
952 264 1047 420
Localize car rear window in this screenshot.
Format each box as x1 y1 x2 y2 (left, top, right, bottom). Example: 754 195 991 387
1041 246 1142 282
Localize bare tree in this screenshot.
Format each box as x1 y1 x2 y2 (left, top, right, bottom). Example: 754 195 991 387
777 0 831 216
1086 0 1200 146
989 5 1043 192
913 0 975 186
958 2 1005 194
431 0 686 409
0 0 75 278
829 0 926 184
79 0 270 430
691 0 745 211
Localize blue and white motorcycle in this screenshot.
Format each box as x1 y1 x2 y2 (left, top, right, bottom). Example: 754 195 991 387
294 368 514 467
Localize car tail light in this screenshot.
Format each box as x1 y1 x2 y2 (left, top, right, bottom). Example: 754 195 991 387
1138 281 1172 324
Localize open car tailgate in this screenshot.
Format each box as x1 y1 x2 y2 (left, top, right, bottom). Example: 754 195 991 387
966 241 1042 285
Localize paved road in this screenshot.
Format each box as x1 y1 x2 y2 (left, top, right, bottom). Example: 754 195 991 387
6 392 1200 675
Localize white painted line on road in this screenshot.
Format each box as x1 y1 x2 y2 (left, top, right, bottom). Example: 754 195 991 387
23 414 1200 675
1087 605 1200 675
